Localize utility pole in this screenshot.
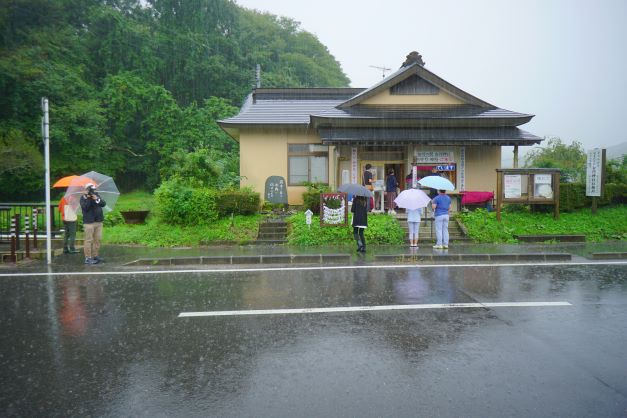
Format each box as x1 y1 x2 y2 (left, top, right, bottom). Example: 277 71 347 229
41 98 52 264
369 65 391 78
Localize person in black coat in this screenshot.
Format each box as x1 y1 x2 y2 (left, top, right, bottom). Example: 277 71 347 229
351 195 368 252
80 183 107 264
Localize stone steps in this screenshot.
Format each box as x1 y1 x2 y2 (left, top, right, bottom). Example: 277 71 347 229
256 219 288 244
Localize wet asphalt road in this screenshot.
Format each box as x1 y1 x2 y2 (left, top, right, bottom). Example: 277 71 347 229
1 263 626 417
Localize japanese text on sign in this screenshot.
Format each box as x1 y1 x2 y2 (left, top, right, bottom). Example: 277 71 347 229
586 148 602 197
414 151 453 163
504 175 522 199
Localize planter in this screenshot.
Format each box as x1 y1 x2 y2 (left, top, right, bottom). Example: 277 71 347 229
120 210 150 224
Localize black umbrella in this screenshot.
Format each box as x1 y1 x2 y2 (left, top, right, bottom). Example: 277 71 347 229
338 183 373 197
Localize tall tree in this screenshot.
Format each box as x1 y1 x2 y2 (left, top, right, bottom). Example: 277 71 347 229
525 137 586 182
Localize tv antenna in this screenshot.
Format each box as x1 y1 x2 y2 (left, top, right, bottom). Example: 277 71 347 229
369 65 391 78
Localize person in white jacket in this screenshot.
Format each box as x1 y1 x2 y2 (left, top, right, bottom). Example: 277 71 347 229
58 196 79 254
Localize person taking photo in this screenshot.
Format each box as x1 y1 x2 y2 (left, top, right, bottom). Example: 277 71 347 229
80 183 106 265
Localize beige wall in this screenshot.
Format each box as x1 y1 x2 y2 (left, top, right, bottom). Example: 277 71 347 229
464 146 501 192
239 128 329 205
360 89 464 105
240 128 502 207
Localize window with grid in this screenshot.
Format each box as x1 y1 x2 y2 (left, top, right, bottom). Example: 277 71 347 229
288 144 328 185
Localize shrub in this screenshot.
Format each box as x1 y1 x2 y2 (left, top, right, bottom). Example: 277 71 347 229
302 182 331 214
559 182 626 211
154 179 218 225
215 188 260 217
559 182 587 212
287 212 404 245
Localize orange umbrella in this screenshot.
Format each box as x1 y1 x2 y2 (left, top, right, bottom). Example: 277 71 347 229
53 175 94 188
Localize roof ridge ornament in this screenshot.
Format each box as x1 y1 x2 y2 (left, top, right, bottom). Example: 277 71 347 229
402 51 425 67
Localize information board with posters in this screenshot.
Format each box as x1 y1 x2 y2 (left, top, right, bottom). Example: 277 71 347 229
496 168 561 221
320 193 347 227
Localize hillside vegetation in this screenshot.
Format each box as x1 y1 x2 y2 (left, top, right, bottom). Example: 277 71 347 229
0 0 349 199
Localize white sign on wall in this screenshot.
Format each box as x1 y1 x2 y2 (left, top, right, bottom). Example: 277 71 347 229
414 151 454 163
351 147 358 184
459 147 466 192
412 165 417 188
504 175 522 199
586 148 602 197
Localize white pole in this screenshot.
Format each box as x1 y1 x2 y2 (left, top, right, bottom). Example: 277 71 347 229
42 98 52 265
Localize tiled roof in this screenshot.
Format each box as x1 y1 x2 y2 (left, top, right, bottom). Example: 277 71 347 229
220 97 532 127
318 127 542 146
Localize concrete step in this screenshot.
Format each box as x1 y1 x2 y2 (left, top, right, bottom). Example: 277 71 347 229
258 233 288 240
252 239 288 245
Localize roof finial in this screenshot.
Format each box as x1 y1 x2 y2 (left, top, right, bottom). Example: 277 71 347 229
402 51 425 67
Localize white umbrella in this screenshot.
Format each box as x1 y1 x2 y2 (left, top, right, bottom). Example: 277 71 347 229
394 188 432 210
418 176 455 191
64 171 120 213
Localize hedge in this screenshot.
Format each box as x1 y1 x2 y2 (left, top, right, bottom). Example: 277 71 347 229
215 189 260 216
559 182 626 212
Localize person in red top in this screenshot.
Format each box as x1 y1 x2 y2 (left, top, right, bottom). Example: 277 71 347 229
58 196 79 254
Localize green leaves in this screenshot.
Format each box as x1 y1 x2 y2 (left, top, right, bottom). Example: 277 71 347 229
524 137 586 182
287 212 405 246
459 206 627 243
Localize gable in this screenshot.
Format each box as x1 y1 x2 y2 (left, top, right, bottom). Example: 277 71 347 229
338 55 494 109
359 86 465 106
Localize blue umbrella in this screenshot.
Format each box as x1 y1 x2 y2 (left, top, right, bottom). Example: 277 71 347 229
418 176 455 191
338 183 373 197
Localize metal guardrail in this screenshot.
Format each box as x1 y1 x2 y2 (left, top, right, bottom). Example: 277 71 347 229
0 203 62 242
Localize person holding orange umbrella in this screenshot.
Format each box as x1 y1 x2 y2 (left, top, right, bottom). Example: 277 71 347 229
54 175 83 254
58 196 79 253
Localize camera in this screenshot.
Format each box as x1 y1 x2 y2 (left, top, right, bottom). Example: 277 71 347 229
87 186 96 196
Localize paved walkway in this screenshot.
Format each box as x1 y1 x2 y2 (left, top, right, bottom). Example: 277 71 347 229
1 241 626 273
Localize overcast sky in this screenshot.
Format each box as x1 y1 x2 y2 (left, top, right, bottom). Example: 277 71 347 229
235 0 627 153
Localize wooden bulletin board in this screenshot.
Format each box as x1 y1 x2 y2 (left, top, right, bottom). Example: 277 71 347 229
319 193 348 227
495 168 561 221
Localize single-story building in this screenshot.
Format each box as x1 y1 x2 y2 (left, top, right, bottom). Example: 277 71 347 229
218 51 542 209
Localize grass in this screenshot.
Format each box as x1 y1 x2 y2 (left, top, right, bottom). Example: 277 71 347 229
103 215 262 247
114 190 154 211
287 212 405 245
99 191 260 246
99 191 627 246
458 205 627 243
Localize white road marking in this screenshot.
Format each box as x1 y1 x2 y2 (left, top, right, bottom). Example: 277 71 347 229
0 261 626 277
178 301 573 317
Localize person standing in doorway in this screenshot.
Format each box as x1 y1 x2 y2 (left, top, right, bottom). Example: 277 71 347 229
362 164 375 211
80 183 106 264
385 169 399 214
351 195 368 252
432 189 452 249
58 196 79 254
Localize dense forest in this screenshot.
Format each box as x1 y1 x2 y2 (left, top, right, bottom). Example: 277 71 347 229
0 0 350 199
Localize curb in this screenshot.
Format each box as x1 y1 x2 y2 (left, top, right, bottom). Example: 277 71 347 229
125 252 572 266
126 253 351 266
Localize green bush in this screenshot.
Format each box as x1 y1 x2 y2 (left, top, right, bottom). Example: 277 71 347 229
559 183 587 212
154 179 218 225
559 182 626 211
459 205 627 243
287 212 404 245
215 188 260 216
600 183 627 205
302 182 331 214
